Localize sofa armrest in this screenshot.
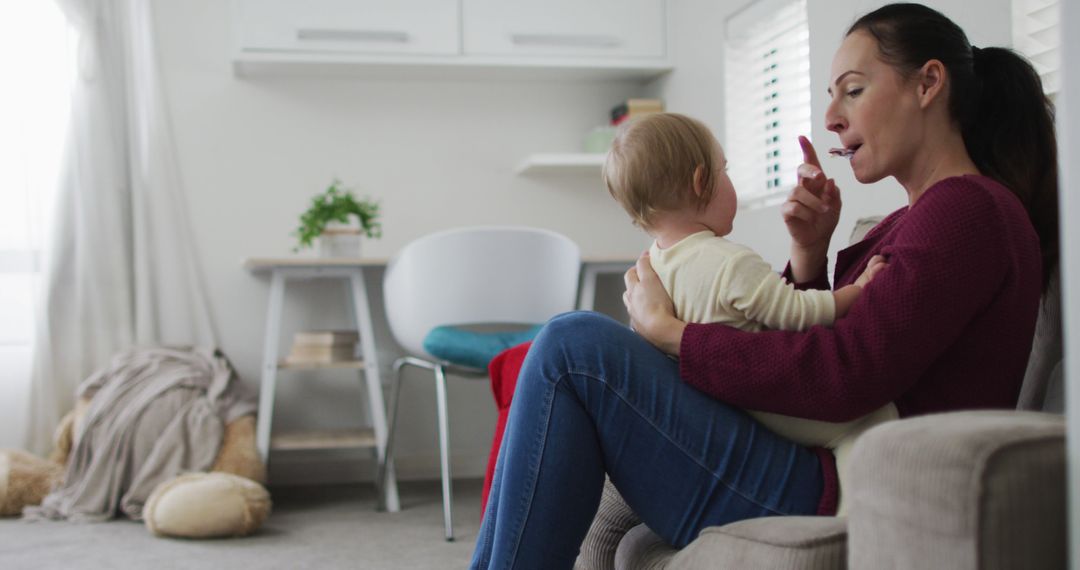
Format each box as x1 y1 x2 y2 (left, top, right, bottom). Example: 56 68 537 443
846 410 1066 570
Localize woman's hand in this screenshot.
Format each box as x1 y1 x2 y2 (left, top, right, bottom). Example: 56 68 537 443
783 136 843 282
623 251 686 356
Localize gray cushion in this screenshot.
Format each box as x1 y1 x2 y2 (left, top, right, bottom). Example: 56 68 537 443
1042 361 1064 414
576 478 640 570
848 215 884 243
1017 270 1063 412
661 517 847 570
846 411 1066 570
612 517 848 570
614 524 677 570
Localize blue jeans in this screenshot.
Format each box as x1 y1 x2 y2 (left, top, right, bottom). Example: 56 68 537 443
469 312 825 570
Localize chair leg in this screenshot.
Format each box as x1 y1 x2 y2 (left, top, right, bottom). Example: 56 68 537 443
434 364 454 541
377 357 408 512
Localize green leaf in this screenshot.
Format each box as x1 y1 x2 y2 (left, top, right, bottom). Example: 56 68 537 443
292 179 384 251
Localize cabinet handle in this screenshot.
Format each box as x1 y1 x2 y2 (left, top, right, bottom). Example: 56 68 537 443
297 29 410 43
509 33 622 48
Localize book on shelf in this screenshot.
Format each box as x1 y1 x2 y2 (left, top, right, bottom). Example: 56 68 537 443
292 330 359 347
286 330 359 364
610 98 664 125
285 344 358 364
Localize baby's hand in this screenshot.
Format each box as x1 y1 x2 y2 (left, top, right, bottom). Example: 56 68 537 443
855 255 888 288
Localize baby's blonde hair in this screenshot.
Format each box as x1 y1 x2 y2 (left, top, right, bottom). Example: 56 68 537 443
603 112 719 230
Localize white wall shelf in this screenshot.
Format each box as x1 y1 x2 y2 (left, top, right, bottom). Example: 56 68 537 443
516 153 607 175
233 52 672 81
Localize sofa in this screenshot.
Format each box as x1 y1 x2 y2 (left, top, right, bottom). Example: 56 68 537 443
574 217 1068 570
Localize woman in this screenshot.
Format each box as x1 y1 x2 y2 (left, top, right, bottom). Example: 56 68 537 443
471 4 1058 568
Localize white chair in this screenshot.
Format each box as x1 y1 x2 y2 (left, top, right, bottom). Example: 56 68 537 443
377 226 581 541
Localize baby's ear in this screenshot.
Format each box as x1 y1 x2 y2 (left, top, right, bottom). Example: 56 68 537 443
692 165 706 197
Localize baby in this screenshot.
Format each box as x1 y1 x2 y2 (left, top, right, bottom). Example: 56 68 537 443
604 112 896 469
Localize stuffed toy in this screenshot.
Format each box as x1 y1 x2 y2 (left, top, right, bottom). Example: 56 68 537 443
0 347 271 539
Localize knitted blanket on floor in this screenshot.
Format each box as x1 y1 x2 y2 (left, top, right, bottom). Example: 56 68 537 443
25 347 256 522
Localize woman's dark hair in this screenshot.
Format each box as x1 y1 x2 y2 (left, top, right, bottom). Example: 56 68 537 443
848 3 1059 290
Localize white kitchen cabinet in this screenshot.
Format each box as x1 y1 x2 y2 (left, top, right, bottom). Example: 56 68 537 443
462 0 666 60
234 0 460 58
231 0 671 79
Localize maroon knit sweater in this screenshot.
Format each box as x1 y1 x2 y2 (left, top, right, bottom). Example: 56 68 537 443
679 175 1042 514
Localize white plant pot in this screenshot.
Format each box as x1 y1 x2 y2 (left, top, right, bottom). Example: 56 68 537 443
317 229 362 258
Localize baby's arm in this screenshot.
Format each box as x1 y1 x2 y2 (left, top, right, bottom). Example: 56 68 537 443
724 248 889 330
721 248 836 330
833 255 888 318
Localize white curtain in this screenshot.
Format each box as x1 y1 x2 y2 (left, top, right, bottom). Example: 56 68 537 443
0 2 75 449
26 0 216 454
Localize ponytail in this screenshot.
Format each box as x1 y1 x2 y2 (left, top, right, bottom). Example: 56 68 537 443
963 47 1058 291
849 4 1059 290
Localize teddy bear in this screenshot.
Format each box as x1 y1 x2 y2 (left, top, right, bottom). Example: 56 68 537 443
0 349 272 539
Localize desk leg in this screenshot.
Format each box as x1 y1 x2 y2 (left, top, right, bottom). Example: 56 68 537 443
578 265 601 312
349 269 400 513
256 270 285 466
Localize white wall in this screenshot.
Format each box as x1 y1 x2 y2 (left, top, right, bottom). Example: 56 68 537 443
152 0 1013 484
1059 0 1079 564
153 0 654 483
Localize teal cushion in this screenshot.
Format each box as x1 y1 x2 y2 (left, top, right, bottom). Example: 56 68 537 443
422 325 544 371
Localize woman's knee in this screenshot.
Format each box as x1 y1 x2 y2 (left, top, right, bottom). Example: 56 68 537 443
523 311 651 388
538 311 629 351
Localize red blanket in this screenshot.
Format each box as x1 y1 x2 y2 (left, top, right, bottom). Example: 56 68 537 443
481 341 532 516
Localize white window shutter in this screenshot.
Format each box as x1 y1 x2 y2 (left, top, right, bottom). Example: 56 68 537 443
1013 0 1060 95
724 0 811 209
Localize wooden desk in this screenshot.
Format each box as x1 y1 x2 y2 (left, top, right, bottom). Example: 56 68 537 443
244 258 399 513
243 254 634 513
246 255 635 312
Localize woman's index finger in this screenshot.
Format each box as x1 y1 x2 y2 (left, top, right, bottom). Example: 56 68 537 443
798 135 822 170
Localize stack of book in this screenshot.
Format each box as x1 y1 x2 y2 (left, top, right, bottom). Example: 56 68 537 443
286 330 359 364
610 98 664 126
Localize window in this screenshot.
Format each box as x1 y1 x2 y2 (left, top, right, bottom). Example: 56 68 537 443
1013 0 1060 97
0 2 75 373
724 0 811 209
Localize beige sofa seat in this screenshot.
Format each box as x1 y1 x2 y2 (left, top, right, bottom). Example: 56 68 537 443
615 516 848 570
847 411 1066 569
576 217 1067 570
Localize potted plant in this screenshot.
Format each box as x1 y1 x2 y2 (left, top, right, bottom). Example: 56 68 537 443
293 180 382 257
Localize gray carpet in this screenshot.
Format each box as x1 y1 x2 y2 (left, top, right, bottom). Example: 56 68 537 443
0 479 484 569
